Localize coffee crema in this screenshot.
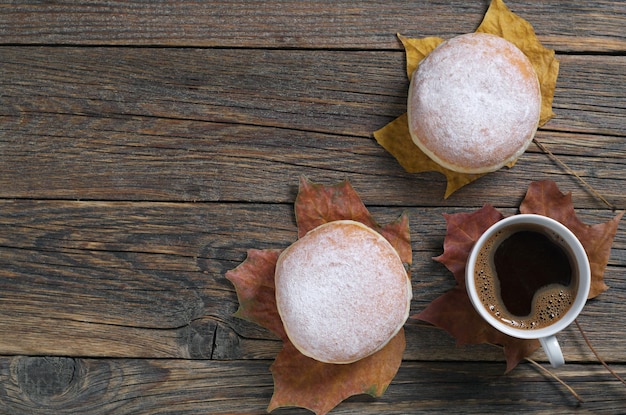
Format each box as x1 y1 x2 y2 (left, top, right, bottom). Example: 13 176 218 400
474 224 579 330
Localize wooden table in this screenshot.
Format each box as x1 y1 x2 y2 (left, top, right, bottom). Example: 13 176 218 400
1 1 624 413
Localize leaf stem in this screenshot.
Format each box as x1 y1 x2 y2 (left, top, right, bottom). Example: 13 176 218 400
480 342 584 403
575 319 626 386
533 139 616 211
524 357 584 403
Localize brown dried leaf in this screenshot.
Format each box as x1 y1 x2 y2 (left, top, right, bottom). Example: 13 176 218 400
417 286 540 373
414 180 623 372
378 212 413 267
519 180 624 298
434 205 504 286
295 176 412 265
295 176 377 237
414 205 539 372
374 0 559 197
268 330 405 415
225 249 286 340
227 177 412 414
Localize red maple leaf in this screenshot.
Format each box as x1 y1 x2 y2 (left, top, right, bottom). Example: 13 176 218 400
226 249 286 340
268 331 405 414
519 180 624 299
226 177 412 414
295 177 412 265
415 181 622 372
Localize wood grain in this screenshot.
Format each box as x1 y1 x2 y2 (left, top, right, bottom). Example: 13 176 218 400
0 1 624 53
0 201 623 362
1 0 624 413
0 358 624 414
2 49 623 137
1 48 624 207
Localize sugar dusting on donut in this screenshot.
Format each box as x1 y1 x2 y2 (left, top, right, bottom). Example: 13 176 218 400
407 32 541 174
274 220 411 364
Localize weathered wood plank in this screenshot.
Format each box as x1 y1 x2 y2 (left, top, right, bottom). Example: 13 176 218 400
1 110 624 207
223 262 626 364
0 357 624 414
0 201 623 361
0 1 624 53
1 1 623 414
1 48 624 207
2 49 623 138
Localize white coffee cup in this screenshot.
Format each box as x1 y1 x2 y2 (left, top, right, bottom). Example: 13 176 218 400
466 214 591 367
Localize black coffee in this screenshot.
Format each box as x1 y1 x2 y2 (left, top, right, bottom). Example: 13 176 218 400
474 224 578 329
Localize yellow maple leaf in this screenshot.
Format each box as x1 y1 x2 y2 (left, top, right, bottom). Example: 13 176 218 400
374 0 560 198
397 34 444 80
476 0 560 126
374 113 486 199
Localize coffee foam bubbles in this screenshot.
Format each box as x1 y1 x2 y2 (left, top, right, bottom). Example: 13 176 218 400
474 228 577 330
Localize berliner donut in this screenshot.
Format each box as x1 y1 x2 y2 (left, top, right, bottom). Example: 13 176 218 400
407 32 541 174
275 220 411 364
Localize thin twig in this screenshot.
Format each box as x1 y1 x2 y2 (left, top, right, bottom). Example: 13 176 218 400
533 139 616 211
524 357 584 403
482 342 584 402
575 319 626 386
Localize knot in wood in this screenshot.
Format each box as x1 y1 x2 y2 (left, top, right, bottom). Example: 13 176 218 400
16 357 77 405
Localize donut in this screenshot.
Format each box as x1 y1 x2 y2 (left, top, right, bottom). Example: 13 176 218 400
274 220 411 364
407 32 541 174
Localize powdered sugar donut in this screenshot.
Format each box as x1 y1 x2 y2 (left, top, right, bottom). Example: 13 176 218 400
274 220 411 364
407 32 541 174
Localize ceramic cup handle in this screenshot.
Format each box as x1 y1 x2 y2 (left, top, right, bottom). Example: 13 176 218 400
539 335 564 368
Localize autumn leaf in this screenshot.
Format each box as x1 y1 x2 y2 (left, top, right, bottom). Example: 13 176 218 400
268 331 405 415
373 113 486 199
397 34 443 81
227 177 412 415
296 176 412 265
434 205 504 286
414 180 622 372
476 0 560 127
519 180 624 299
414 205 540 373
226 249 286 340
374 0 559 197
295 176 377 238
